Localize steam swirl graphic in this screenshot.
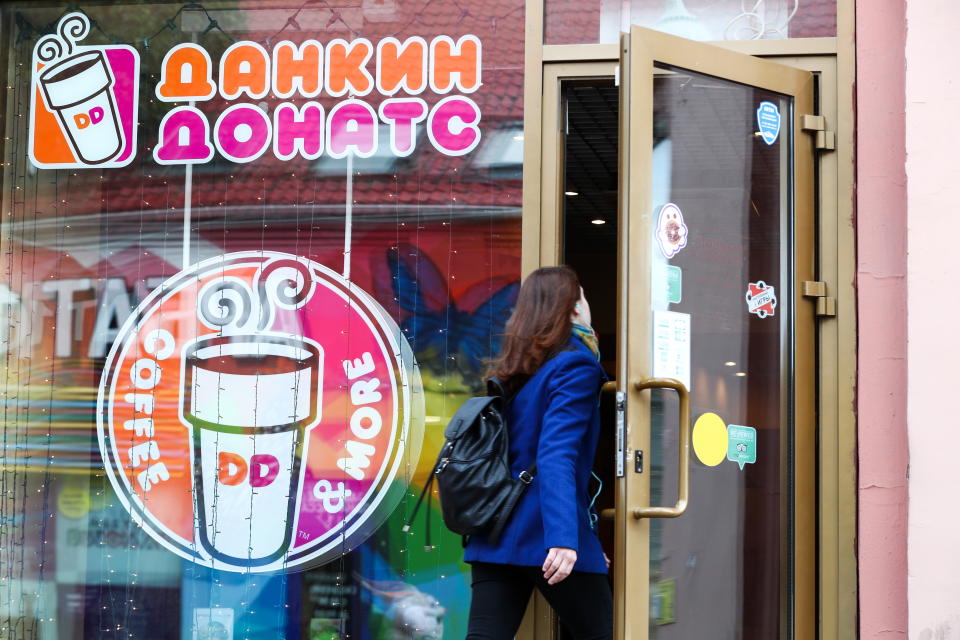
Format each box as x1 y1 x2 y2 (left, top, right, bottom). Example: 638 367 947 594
199 278 254 330
198 259 315 333
35 36 64 63
36 12 91 62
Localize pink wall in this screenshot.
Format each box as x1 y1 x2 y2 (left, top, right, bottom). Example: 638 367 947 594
905 1 960 637
856 0 909 638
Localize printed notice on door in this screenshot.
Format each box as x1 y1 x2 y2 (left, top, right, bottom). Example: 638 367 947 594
652 310 691 391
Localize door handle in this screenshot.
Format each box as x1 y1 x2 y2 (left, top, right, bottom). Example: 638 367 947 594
631 377 690 519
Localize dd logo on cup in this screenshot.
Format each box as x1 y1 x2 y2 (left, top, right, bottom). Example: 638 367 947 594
29 12 139 168
97 252 424 572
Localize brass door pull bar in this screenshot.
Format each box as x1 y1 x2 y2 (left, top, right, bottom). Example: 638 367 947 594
632 378 691 519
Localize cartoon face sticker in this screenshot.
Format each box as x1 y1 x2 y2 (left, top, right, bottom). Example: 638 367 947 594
656 203 689 259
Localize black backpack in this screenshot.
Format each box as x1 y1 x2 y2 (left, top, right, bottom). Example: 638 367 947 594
402 378 536 548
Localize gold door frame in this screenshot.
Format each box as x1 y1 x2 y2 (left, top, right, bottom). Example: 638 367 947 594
519 61 620 640
521 6 858 640
522 7 857 636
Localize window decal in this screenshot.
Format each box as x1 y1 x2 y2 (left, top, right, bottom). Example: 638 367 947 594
29 12 140 168
96 252 424 572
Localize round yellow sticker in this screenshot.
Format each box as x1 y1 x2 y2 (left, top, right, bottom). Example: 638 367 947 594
692 412 728 467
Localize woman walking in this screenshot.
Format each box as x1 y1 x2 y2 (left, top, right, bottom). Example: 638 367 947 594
464 266 612 640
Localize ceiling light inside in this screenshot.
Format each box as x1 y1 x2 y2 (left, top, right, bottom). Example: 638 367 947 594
565 190 579 196
591 218 606 225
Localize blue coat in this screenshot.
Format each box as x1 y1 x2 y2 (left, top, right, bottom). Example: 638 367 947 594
463 336 607 574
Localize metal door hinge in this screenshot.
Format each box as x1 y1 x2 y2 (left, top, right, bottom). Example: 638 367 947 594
802 280 837 317
801 114 836 152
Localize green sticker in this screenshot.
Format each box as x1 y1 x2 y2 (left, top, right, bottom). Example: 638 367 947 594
726 425 757 470
665 265 682 304
653 578 676 625
653 262 682 306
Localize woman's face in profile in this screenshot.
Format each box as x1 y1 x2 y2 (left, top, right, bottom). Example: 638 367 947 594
574 287 592 327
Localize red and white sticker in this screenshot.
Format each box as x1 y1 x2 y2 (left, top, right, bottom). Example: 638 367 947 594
745 281 777 318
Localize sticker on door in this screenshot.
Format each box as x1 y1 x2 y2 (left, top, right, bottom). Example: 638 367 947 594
727 425 758 470
652 263 682 306
692 412 728 467
693 414 759 470
745 281 777 318
655 203 688 259
652 310 691 391
756 101 781 145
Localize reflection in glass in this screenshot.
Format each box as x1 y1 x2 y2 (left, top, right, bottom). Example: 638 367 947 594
545 0 838 45
646 65 791 639
0 1 524 637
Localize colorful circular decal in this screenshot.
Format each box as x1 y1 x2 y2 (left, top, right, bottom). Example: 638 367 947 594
692 412 728 467
96 252 423 573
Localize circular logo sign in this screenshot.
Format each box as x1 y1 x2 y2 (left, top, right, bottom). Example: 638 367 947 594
97 252 423 572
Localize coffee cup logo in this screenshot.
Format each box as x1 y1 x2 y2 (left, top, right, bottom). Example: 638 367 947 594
97 252 424 572
29 12 139 168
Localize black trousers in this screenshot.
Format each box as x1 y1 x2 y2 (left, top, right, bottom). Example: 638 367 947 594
466 562 613 640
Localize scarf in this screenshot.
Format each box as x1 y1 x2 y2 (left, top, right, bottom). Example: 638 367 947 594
572 322 600 360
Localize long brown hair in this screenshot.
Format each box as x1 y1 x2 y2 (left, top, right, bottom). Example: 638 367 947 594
486 266 581 389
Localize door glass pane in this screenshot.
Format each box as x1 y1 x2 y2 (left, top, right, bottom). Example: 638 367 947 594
646 65 792 639
545 0 837 45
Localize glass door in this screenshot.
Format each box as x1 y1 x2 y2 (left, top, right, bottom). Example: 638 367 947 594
615 26 816 640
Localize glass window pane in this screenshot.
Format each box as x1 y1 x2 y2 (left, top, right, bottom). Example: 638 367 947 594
0 2 524 638
545 0 837 45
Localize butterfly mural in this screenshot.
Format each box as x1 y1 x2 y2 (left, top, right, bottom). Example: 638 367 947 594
373 243 519 389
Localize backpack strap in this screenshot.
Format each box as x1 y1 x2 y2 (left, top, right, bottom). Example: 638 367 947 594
487 376 523 404
482 376 534 545
485 460 538 544
402 453 443 551
487 377 508 398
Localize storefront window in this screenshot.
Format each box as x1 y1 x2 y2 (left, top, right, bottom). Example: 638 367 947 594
545 0 837 45
0 1 523 637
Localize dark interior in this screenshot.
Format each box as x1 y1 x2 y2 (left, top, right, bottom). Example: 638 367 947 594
560 80 620 598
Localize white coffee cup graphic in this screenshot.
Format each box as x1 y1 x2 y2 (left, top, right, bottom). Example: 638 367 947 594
38 49 122 165
181 334 322 566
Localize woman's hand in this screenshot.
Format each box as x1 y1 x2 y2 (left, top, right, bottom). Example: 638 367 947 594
604 552 610 569
542 547 577 585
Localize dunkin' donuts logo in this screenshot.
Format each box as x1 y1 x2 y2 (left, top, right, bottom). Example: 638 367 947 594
29 13 139 168
29 12 485 169
96 252 423 572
